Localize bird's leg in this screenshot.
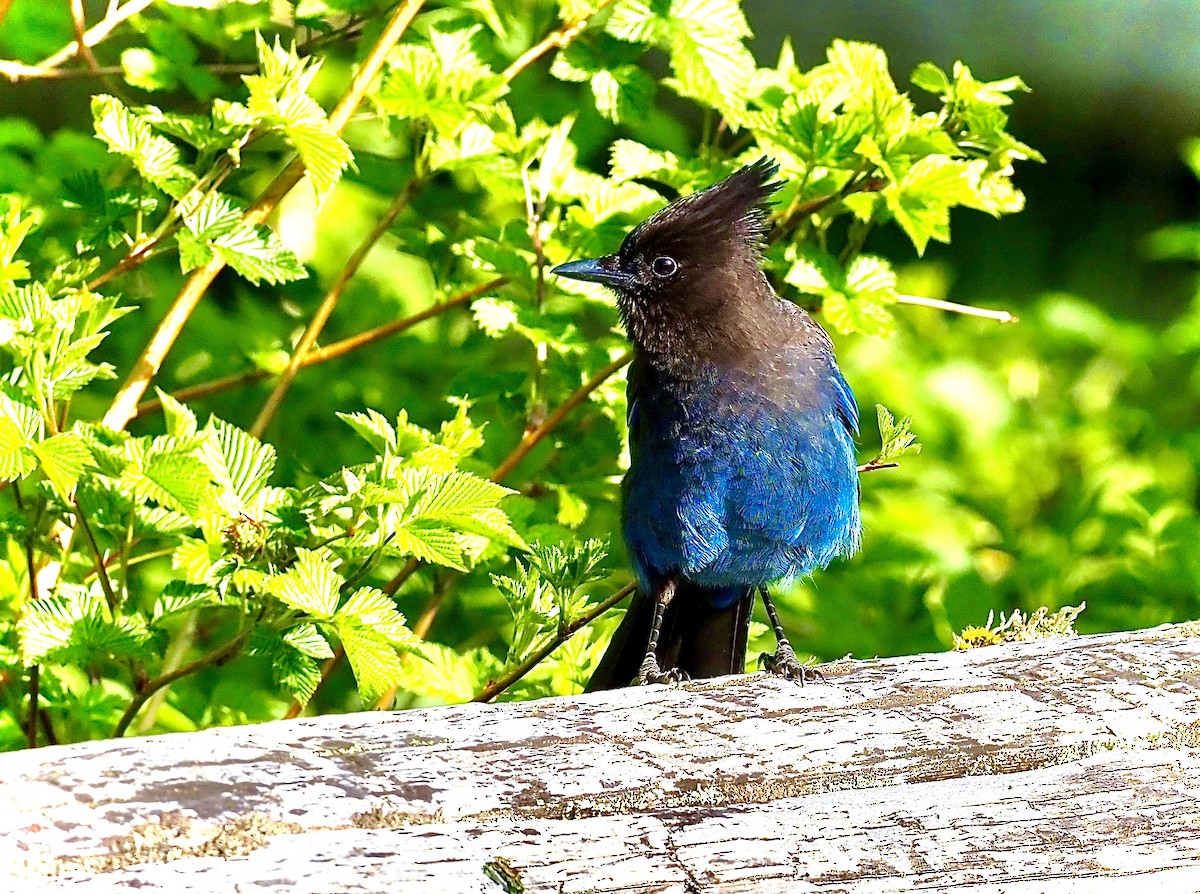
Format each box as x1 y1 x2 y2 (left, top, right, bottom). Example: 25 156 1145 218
635 579 685 686
758 587 822 684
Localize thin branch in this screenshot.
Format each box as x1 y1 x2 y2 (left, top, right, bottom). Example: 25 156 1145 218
491 349 634 483
2 62 255 81
16 484 42 747
473 582 635 703
249 177 423 437
857 459 900 474
26 666 39 748
769 175 887 245
381 557 420 597
0 0 16 29
500 0 615 83
101 0 427 433
896 293 1018 323
134 278 503 418
42 0 153 69
74 499 119 613
68 0 102 74
113 630 250 738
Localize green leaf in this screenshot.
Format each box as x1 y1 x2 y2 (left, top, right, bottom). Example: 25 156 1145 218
155 388 198 439
338 409 397 454
336 623 404 703
244 35 351 199
19 587 153 664
91 95 197 199
283 622 335 659
267 548 341 618
876 404 922 461
0 395 41 481
337 586 411 645
910 61 950 95
152 581 216 621
140 449 214 519
885 156 978 255
180 193 306 285
32 431 92 499
202 417 276 513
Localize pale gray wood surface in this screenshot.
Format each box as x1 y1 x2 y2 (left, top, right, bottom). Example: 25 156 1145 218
3 624 1199 892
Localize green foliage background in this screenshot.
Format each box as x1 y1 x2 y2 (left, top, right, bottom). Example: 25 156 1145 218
0 0 1196 749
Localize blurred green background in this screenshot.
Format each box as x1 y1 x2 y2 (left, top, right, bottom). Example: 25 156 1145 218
1 0 1197 715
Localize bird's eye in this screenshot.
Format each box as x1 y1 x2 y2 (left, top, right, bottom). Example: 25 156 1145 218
650 256 679 278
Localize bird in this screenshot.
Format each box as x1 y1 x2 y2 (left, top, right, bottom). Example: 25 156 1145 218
551 158 861 689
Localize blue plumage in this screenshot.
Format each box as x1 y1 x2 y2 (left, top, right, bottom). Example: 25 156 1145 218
553 158 861 687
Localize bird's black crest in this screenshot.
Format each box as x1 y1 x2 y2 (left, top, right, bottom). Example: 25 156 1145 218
621 157 781 260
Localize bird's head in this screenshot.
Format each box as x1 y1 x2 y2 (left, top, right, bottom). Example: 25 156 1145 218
552 158 782 354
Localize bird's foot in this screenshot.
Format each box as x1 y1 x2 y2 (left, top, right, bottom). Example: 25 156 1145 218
635 654 687 686
759 644 824 685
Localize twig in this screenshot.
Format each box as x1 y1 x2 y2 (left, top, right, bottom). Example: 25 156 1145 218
857 459 900 474
769 175 886 244
250 177 423 437
74 499 119 613
896 293 1017 323
68 0 102 73
113 630 250 737
101 0 427 432
491 349 634 483
500 0 615 83
134 278 503 417
0 62 257 81
18 0 153 77
381 557 420 597
16 484 42 747
472 582 635 702
0 0 16 28
26 666 40 748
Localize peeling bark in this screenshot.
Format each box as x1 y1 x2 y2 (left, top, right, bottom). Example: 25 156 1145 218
3 625 1199 891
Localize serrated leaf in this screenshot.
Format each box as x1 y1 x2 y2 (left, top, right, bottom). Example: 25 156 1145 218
337 586 411 645
338 409 397 453
0 396 41 481
244 36 352 200
283 622 335 659
390 523 469 571
911 61 949 95
19 587 152 664
155 388 197 439
152 581 216 621
337 623 405 703
885 156 978 255
32 431 92 499
267 548 341 617
876 404 922 461
91 95 197 199
141 449 214 518
472 297 519 336
203 417 276 514
181 193 306 285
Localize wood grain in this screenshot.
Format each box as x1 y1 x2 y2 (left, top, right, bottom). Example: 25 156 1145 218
3 624 1199 891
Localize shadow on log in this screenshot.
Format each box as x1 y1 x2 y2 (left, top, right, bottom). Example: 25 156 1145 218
3 625 1200 891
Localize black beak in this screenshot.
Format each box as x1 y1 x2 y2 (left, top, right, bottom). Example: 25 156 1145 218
551 255 625 288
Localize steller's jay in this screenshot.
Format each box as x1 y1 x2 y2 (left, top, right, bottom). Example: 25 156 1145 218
553 159 861 689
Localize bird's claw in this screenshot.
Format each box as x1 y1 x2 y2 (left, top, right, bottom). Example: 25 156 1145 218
635 655 687 686
759 645 824 684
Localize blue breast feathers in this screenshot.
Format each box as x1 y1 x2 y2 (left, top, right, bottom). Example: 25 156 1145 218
623 357 861 599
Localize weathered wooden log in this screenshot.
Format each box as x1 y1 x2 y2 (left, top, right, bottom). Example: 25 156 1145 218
3 624 1199 892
